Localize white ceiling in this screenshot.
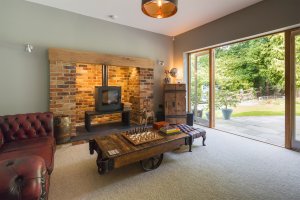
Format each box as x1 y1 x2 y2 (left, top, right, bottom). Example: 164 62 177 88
26 0 262 36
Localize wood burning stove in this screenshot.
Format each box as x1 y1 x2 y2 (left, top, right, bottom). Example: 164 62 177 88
95 86 122 112
95 65 122 112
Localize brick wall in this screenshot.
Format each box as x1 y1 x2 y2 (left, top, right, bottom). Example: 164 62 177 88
49 62 153 135
139 68 154 123
75 64 101 125
49 61 77 135
128 67 140 122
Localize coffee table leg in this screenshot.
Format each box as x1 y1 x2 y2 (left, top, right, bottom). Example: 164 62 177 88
96 155 105 175
89 140 96 155
96 155 114 175
97 155 106 175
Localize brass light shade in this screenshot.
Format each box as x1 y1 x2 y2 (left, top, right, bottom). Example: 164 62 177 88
142 0 178 19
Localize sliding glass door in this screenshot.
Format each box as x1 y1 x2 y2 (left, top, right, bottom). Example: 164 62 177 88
292 29 300 149
187 28 300 149
214 33 285 146
189 51 210 127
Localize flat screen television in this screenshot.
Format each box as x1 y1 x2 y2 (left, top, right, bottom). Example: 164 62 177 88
95 86 122 112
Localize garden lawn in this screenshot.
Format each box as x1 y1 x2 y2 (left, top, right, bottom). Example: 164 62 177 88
218 99 300 118
232 111 284 117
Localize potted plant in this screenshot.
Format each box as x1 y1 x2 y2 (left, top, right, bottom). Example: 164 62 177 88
216 90 239 120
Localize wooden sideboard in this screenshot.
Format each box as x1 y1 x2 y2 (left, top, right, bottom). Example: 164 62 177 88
164 84 187 124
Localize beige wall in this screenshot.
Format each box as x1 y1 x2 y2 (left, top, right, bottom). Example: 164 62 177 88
0 0 173 115
174 0 300 81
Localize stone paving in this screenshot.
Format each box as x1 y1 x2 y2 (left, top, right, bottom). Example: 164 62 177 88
212 116 300 146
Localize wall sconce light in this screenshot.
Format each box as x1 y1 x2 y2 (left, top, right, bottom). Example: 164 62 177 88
170 67 183 83
25 44 33 53
170 67 178 78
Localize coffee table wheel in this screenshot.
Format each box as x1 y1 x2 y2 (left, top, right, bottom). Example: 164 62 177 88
140 154 164 171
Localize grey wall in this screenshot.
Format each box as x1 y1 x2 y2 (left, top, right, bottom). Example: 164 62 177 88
1 0 300 116
0 0 173 115
174 0 300 81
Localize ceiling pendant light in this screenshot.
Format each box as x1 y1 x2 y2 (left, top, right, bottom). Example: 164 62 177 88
142 0 178 19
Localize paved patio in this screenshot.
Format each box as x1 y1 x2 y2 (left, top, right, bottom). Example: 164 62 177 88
196 116 300 146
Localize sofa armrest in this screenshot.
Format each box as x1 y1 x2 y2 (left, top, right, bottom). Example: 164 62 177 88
0 129 3 148
0 156 48 200
0 112 54 143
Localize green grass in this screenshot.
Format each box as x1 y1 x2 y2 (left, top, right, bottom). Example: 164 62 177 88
213 99 300 118
232 111 284 117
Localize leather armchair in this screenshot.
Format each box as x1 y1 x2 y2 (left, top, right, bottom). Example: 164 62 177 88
0 156 48 200
0 112 56 200
0 112 55 173
0 129 3 148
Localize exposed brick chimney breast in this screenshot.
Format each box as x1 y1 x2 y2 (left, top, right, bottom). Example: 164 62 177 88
49 62 154 136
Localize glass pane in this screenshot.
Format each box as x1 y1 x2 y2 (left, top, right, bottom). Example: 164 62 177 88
190 51 210 127
214 33 285 146
295 34 300 142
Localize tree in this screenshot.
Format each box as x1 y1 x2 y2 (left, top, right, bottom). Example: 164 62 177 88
216 90 239 109
215 33 285 96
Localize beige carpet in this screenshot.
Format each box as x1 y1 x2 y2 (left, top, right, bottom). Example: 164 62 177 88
49 128 300 200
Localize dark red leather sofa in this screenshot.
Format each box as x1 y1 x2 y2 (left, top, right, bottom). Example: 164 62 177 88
0 112 56 200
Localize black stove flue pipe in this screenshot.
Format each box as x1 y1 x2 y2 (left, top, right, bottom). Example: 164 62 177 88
102 64 108 86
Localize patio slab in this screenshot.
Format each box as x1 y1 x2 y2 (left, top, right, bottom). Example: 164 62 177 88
211 116 300 146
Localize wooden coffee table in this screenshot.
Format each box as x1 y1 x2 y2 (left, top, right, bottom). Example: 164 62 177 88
89 130 191 174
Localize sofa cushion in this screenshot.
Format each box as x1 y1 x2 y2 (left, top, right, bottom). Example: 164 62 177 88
0 145 55 174
0 112 53 143
0 156 48 200
0 136 55 153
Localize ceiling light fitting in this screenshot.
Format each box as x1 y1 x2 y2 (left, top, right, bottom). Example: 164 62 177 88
142 0 178 19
